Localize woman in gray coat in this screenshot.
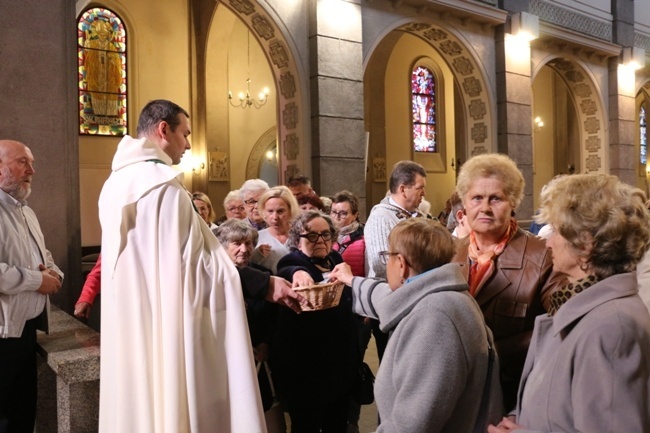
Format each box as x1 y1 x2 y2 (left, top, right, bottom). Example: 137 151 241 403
330 218 503 433
489 173 650 433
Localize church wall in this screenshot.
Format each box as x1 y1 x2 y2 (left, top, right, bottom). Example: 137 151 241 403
78 0 192 246
384 34 457 216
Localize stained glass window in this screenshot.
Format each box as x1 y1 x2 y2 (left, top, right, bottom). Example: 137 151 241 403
411 66 436 153
641 103 647 165
78 8 127 135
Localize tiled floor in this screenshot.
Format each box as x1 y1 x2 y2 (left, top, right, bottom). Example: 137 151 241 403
282 336 380 433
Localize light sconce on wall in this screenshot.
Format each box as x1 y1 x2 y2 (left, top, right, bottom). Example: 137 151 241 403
192 160 205 175
534 116 544 132
509 11 539 42
621 46 645 71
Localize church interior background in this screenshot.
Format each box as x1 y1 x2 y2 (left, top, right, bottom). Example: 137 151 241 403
0 0 647 322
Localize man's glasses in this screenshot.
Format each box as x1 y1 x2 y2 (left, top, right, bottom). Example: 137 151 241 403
244 199 258 207
227 206 246 213
330 210 349 219
299 231 333 243
379 251 399 265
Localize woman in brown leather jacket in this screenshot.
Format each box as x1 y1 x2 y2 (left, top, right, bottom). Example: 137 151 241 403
452 153 564 411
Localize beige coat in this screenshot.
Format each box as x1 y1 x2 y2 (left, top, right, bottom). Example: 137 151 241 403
514 273 650 432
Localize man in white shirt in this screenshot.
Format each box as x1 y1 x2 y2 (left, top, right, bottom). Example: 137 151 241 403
0 139 63 433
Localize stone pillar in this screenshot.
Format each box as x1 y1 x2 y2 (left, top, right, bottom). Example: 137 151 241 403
0 0 82 311
308 0 366 208
495 13 535 218
609 0 637 184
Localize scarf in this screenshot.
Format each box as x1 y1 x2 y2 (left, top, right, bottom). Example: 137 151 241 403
547 275 599 316
468 218 519 296
335 221 361 254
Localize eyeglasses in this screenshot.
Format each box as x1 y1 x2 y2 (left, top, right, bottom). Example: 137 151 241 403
244 199 258 207
330 210 349 219
379 251 399 265
227 206 246 213
299 231 333 243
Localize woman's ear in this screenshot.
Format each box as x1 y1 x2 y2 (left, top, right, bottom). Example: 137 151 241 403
397 254 410 281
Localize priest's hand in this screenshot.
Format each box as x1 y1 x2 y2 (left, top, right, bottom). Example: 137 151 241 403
487 416 523 433
266 276 307 314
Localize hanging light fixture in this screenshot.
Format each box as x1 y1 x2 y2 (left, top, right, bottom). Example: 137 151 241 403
228 31 270 109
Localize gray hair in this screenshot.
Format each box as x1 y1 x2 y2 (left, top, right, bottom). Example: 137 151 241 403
287 210 338 251
214 219 259 245
239 179 270 198
223 189 241 208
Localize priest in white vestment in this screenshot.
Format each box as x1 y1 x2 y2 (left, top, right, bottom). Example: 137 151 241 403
98 100 266 432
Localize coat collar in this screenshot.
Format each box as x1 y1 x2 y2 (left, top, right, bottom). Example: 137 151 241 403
551 273 638 336
456 228 529 303
377 263 469 332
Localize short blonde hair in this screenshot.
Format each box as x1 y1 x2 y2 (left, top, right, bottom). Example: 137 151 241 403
455 153 524 209
257 185 301 221
536 173 650 279
388 219 456 275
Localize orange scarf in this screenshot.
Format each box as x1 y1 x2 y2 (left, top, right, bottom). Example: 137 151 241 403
468 218 519 296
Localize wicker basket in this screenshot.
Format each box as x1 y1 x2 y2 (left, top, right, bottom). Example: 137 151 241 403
293 281 344 311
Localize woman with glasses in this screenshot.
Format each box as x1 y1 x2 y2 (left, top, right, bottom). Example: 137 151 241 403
222 189 246 220
330 190 365 278
273 211 355 433
330 218 503 433
250 186 300 274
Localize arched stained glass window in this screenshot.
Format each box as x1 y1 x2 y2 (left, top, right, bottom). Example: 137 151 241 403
411 66 436 153
641 103 647 165
78 8 127 135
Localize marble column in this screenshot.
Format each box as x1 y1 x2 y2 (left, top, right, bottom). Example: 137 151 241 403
495 12 536 218
609 0 637 185
0 0 82 311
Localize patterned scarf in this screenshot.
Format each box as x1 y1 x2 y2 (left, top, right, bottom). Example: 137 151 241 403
468 218 519 296
547 275 599 316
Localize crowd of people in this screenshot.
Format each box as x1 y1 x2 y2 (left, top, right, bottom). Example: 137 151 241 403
4 98 650 433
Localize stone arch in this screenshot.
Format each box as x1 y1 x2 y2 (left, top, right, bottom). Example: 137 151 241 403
218 0 305 182
246 126 277 181
394 21 496 157
533 56 607 174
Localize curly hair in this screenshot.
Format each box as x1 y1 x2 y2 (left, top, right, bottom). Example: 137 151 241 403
536 173 650 279
331 190 360 215
287 210 338 251
455 153 524 209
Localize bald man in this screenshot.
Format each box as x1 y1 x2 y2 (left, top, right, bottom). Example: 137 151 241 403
0 139 63 433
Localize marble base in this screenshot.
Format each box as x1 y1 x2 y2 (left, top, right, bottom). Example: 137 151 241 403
36 305 100 433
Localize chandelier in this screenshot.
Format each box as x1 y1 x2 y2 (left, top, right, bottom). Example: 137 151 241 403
228 31 270 109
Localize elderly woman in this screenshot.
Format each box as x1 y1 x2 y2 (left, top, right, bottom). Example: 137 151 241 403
215 219 278 410
223 189 246 220
192 191 217 230
489 173 650 433
452 153 563 411
240 178 270 230
251 185 300 274
273 211 355 432
330 218 502 433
